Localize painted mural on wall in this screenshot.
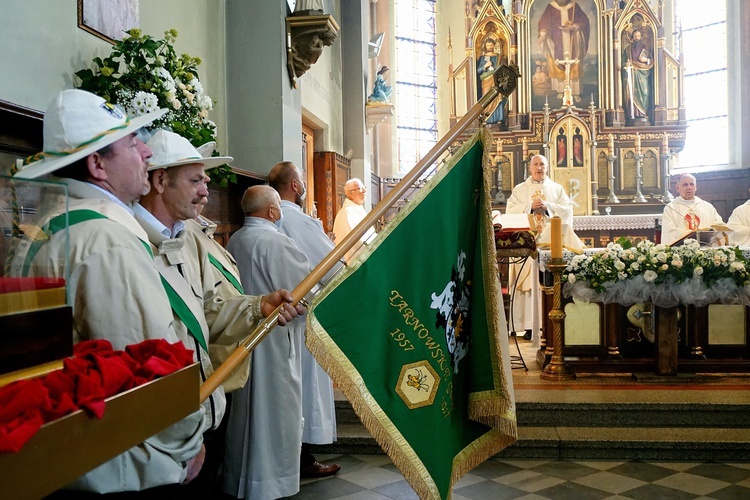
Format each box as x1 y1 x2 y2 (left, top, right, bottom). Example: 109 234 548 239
529 0 599 111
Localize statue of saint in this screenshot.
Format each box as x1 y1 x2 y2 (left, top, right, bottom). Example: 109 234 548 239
622 27 654 124
294 0 325 14
367 66 393 104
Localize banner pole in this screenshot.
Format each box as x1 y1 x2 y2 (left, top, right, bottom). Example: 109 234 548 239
200 66 518 402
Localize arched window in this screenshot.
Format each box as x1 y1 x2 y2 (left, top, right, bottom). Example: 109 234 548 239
675 0 728 169
395 0 437 173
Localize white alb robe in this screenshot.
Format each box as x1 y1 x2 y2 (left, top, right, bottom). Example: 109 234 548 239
332 198 376 262
278 200 340 444
661 196 723 246
728 201 750 246
222 217 310 499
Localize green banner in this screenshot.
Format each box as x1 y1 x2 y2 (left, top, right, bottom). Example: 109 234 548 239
307 130 516 499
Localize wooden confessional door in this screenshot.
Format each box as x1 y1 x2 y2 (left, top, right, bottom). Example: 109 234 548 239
549 115 591 216
313 152 351 234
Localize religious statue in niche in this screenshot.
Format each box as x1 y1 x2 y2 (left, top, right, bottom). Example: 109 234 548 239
294 0 325 14
622 16 654 125
556 127 568 167
573 127 584 166
476 34 508 127
530 0 597 110
367 66 393 105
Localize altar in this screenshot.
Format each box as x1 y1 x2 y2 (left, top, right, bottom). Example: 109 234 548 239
572 213 663 248
535 248 750 375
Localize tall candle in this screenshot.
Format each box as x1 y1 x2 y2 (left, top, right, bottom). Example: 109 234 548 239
551 216 563 260
496 139 503 155
662 132 669 151
608 134 615 156
522 137 528 157
635 133 642 154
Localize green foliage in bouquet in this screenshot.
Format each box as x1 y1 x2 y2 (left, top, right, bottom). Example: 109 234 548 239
75 29 236 187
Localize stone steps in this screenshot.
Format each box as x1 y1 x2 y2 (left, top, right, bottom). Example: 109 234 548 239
310 398 750 461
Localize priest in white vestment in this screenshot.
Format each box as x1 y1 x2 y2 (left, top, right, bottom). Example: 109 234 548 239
728 190 750 246
661 174 724 246
270 161 342 478
506 154 574 342
223 186 310 499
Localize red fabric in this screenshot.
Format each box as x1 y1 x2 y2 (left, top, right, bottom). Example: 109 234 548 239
0 379 49 453
0 339 195 454
0 277 66 293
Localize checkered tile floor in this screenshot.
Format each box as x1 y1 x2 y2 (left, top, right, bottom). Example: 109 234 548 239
289 454 750 499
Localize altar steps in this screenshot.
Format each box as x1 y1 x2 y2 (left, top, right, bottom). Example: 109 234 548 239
311 394 750 461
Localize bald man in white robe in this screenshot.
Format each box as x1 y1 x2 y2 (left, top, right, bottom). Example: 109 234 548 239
270 161 342 478
222 186 310 499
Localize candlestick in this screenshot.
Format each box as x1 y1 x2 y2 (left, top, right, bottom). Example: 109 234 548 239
608 134 615 157
551 216 562 259
540 259 576 381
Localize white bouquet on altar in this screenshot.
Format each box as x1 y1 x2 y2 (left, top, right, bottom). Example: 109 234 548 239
564 238 750 308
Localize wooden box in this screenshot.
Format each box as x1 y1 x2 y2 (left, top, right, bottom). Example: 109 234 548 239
0 363 200 499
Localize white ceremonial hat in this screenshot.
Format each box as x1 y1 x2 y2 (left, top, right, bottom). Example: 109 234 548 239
196 141 216 158
146 130 232 171
14 89 167 179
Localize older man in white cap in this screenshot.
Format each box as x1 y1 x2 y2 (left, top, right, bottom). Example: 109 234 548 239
10 89 206 494
135 130 304 496
506 154 575 342
269 161 342 479
183 141 253 393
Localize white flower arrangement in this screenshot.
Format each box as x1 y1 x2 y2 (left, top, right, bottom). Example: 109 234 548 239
564 238 750 307
75 29 234 186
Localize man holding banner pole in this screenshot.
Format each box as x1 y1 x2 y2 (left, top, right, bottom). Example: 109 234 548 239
202 64 521 499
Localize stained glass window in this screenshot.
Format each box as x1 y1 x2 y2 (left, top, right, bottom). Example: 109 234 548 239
676 1 728 168
395 0 437 173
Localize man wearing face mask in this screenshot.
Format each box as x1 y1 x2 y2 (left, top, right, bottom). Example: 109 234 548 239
269 161 342 479
222 185 313 499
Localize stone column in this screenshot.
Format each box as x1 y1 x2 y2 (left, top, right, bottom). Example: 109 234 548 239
226 0 302 176
342 0 373 207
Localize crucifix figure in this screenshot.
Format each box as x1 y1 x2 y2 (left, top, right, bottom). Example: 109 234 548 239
555 56 579 106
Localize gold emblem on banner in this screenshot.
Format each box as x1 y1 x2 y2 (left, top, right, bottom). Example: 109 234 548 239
395 361 440 410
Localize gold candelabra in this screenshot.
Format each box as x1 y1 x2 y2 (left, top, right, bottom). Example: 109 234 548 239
540 258 576 381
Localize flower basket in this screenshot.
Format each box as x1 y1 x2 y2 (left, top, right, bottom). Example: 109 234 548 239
563 239 750 308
